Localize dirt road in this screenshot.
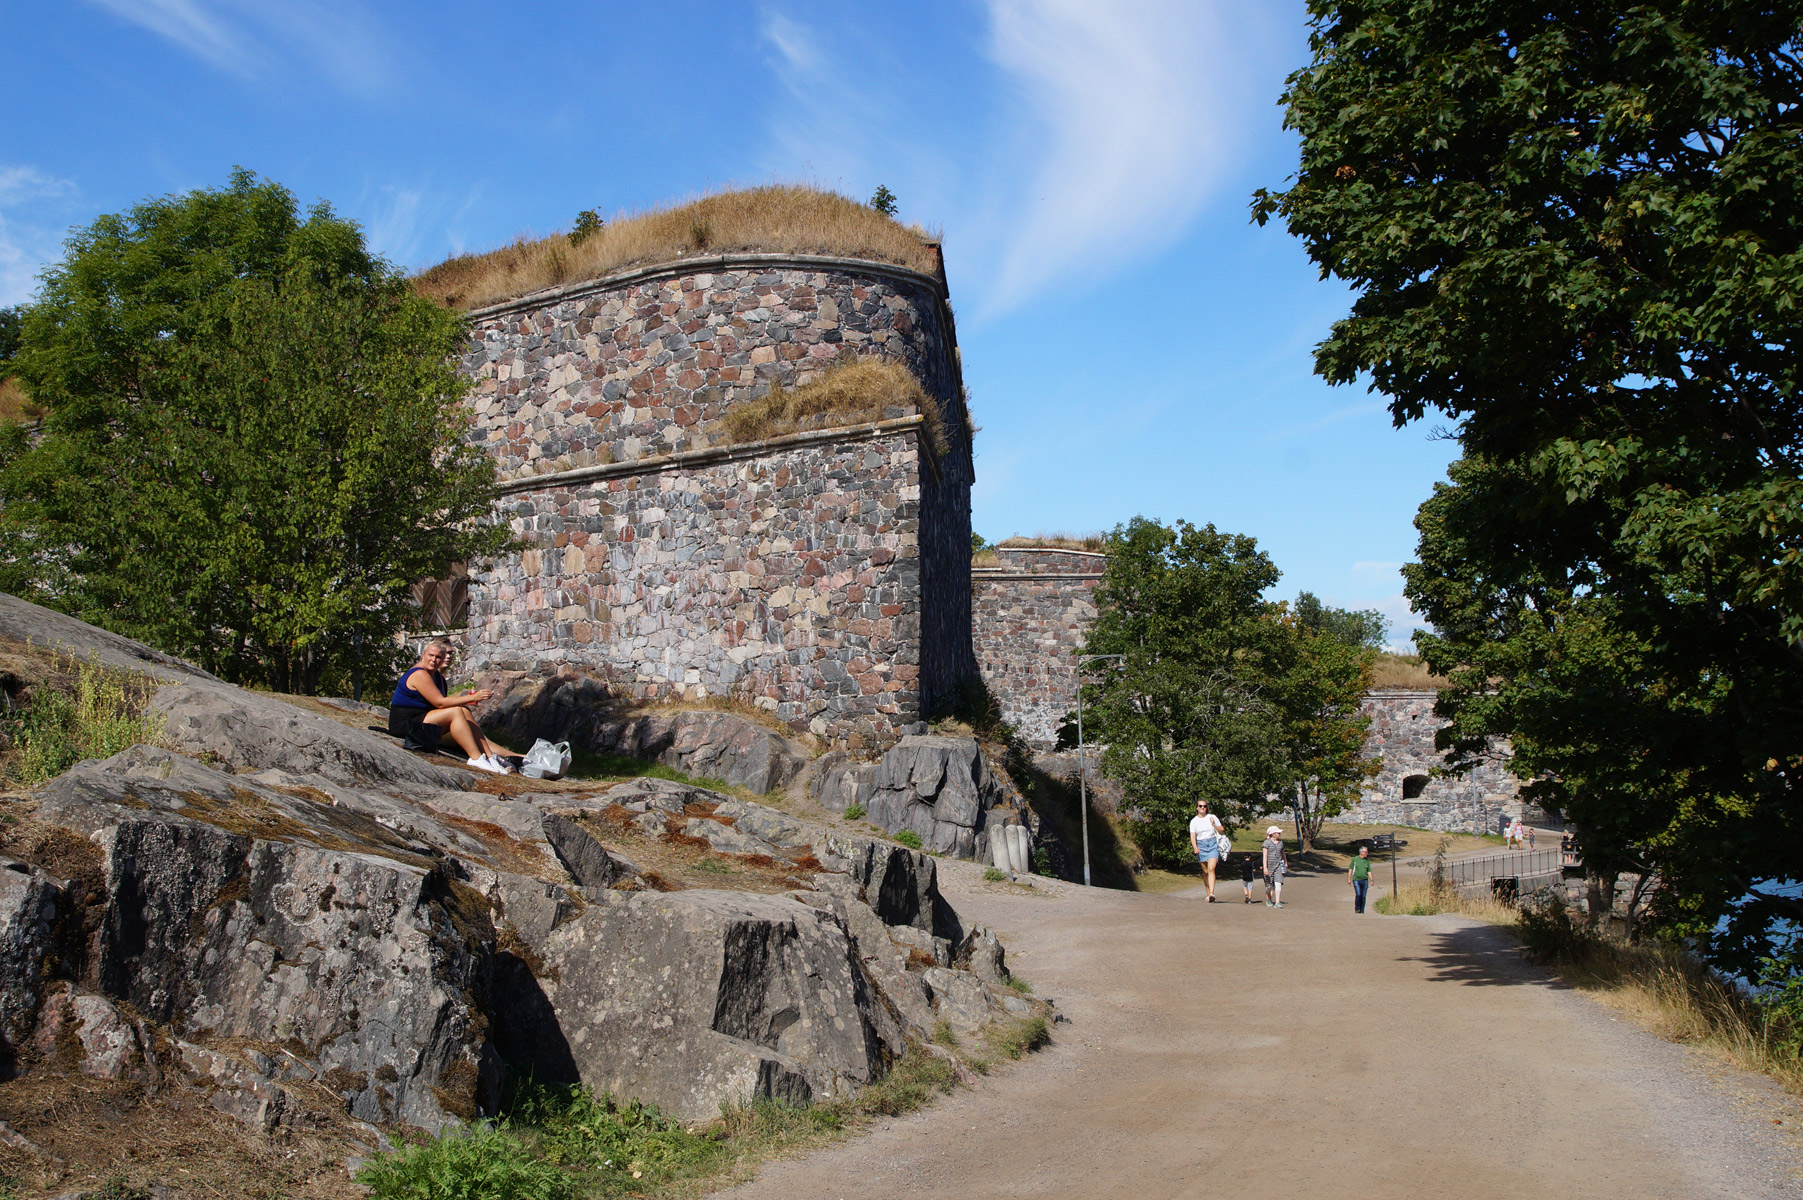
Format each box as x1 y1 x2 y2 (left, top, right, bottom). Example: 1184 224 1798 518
719 858 1803 1200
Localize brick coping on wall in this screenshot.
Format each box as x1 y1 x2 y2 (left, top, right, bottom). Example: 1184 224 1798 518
493 414 929 495
464 252 950 322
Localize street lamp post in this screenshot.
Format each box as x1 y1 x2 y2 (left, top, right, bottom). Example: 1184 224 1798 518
1073 653 1124 887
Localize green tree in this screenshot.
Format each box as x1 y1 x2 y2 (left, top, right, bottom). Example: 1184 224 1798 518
2 169 507 695
1255 2 1803 968
0 307 21 370
1279 594 1382 851
868 185 898 216
1078 518 1290 865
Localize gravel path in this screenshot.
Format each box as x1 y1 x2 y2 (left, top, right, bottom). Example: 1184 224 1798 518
716 858 1803 1199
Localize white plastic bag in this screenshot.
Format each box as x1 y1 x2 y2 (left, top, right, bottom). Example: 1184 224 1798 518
520 739 572 780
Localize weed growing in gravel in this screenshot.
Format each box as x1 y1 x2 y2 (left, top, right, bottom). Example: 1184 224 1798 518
843 803 866 820
982 866 1007 883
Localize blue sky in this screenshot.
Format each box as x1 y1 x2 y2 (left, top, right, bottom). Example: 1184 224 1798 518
1 1 1455 647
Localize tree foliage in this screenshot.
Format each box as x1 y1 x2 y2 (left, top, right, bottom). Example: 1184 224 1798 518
1256 1 1803 970
1077 519 1289 864
1280 593 1382 850
1 169 507 694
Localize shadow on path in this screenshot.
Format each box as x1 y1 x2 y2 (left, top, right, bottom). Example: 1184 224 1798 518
1397 921 1568 990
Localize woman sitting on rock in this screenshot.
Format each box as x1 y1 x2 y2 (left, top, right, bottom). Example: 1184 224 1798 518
388 638 513 774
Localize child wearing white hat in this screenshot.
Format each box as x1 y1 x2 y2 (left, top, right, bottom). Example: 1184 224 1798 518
1261 826 1287 907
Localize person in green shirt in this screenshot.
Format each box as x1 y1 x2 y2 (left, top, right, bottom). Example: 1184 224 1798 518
1348 845 1373 913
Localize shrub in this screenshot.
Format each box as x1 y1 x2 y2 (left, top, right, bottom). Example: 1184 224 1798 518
843 803 866 821
568 210 602 247
982 866 1007 882
356 1126 576 1200
7 653 165 784
895 830 922 850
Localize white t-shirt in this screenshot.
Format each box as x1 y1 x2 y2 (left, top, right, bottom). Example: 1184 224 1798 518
1189 813 1223 849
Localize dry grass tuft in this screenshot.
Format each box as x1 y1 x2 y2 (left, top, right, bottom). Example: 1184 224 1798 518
711 359 947 455
1518 902 1803 1093
997 534 1107 553
413 186 941 311
0 375 43 425
1375 880 1520 924
1370 652 1448 690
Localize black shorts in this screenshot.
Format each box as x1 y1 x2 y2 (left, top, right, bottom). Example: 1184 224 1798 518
388 706 443 752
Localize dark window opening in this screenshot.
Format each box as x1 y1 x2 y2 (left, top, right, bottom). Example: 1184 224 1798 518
1402 774 1429 800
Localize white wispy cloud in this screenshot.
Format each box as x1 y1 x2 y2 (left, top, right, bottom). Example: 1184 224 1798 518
753 2 1281 315
0 167 81 307
82 0 392 94
978 0 1256 308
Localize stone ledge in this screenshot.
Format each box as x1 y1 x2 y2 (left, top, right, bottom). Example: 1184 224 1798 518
494 415 926 495
971 571 1104 582
466 252 949 321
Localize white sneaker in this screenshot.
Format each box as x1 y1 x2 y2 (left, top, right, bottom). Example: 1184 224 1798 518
468 756 508 775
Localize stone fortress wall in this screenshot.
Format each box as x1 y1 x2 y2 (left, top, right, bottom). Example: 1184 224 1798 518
971 565 1531 832
1338 690 1530 833
458 253 975 749
971 547 1104 749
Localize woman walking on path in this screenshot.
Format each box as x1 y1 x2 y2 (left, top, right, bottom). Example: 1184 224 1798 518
1262 826 1288 907
1348 845 1372 913
388 638 514 774
1189 801 1226 903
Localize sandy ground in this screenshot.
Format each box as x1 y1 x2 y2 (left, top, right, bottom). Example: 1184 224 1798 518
717 858 1803 1200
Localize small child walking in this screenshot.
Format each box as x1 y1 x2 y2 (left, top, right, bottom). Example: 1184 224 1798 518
1240 852 1258 903
1262 826 1287 908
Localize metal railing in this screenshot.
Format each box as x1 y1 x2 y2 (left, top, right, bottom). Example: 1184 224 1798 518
1410 848 1565 889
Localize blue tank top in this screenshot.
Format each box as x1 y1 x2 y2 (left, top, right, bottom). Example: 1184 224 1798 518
391 667 445 711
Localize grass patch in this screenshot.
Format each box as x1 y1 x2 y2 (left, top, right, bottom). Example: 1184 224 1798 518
995 534 1106 552
357 1124 577 1199
0 376 43 426
4 650 166 785
894 830 922 850
842 802 866 821
413 185 940 311
982 866 1007 883
1369 652 1448 691
1517 901 1803 1094
1373 881 1520 923
361 1040 1000 1200
710 359 948 455
564 745 735 794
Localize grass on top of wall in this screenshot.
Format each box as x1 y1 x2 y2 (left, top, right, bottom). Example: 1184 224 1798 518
711 360 948 455
996 534 1107 552
1369 652 1449 690
413 186 941 311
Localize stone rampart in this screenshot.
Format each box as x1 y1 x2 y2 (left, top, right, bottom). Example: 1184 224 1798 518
972 548 1105 748
1339 689 1528 833
458 255 975 748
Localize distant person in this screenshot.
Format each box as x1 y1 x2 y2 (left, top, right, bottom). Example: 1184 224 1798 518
1348 844 1372 913
1498 811 1510 840
1508 817 1525 849
1240 851 1258 903
1262 825 1287 908
1189 800 1226 903
388 638 513 774
1527 825 1537 851
1561 828 1578 866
